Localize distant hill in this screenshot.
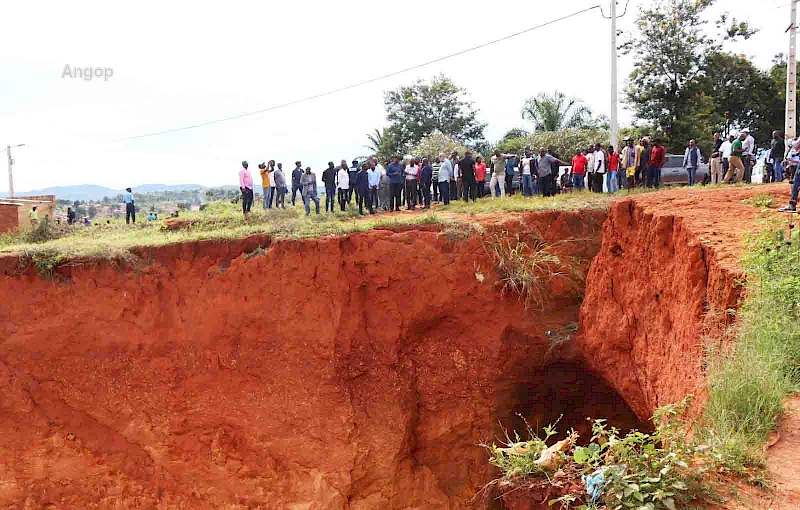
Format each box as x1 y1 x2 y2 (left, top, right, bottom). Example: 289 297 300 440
0 184 204 202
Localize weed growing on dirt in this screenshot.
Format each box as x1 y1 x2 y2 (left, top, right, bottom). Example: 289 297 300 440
482 229 584 310
703 222 800 470
741 193 775 209
483 398 718 510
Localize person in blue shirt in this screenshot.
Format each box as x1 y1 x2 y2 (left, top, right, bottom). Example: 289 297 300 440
505 155 517 195
386 156 404 212
122 187 136 224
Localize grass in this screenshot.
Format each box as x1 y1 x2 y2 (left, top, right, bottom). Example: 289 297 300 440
481 229 585 310
0 191 625 270
702 220 800 470
0 201 444 270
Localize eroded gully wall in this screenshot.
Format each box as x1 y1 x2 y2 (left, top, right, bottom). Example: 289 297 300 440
1 211 612 510
576 198 743 421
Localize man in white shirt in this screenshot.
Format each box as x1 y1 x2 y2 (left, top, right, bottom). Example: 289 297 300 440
404 159 419 210
719 135 734 179
519 149 535 197
742 128 756 183
336 163 350 211
438 153 453 206
593 144 606 193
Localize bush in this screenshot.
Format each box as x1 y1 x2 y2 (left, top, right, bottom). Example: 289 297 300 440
409 131 470 159
496 127 652 157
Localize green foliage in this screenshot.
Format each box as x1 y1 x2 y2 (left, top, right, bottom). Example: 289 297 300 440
384 75 486 153
364 127 400 162
621 0 759 152
409 131 470 160
741 194 775 209
704 224 800 467
482 229 584 310
486 399 715 510
521 91 604 132
497 129 610 157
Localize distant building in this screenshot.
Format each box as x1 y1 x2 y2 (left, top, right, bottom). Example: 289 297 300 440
0 195 57 233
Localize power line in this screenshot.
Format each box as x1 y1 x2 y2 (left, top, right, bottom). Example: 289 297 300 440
114 4 601 143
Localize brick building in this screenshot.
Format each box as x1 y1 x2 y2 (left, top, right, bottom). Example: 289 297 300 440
0 195 57 233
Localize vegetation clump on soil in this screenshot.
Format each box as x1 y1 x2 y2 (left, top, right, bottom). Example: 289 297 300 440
703 219 800 471
484 398 717 510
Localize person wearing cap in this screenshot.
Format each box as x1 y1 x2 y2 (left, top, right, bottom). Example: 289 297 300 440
239 161 254 216
742 128 756 183
348 159 360 204
122 187 136 224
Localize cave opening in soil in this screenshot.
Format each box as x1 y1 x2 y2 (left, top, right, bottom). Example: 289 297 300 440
503 362 650 444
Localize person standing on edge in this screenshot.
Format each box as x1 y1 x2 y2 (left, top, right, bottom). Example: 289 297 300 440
122 187 136 224
490 150 507 199
368 160 380 211
724 133 746 184
459 150 477 202
648 139 666 188
621 138 636 189
291 161 304 206
387 156 404 212
547 146 561 194
720 134 734 179
431 156 441 203
404 158 419 210
607 145 620 193
258 163 271 211
682 139 702 187
571 149 587 191
239 161 254 216
301 166 320 216
419 158 433 209
709 135 724 185
354 163 371 215
438 152 452 206
266 160 277 208
592 144 606 193
474 155 487 198
323 161 337 212
742 128 755 183
348 159 360 204
505 152 517 195
519 149 535 197
537 148 569 197
337 161 350 211
274 163 287 208
771 130 786 182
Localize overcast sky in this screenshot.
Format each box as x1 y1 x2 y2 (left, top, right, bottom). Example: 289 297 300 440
0 0 792 192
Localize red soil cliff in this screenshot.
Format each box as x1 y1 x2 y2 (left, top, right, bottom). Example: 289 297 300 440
0 211 630 510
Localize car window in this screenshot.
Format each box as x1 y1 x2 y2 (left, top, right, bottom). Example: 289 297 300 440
664 155 683 168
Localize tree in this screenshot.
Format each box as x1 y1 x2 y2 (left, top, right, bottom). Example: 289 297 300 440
621 0 755 152
409 131 470 160
520 91 598 131
384 75 486 152
88 205 97 219
364 127 399 161
501 128 531 142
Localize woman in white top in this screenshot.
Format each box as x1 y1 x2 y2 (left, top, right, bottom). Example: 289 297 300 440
337 161 350 211
404 159 419 210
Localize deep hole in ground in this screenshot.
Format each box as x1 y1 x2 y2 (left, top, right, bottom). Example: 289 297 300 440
0 197 748 510
503 362 650 444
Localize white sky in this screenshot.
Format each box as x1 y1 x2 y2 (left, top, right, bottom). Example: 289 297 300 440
0 0 791 191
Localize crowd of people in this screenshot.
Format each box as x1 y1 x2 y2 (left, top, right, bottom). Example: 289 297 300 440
235 129 800 217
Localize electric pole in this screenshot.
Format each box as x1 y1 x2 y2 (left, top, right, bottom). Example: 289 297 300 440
6 144 25 199
787 0 798 138
611 0 619 149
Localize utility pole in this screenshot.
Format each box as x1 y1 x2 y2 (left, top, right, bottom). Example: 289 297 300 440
6 144 25 199
787 0 798 138
610 0 619 149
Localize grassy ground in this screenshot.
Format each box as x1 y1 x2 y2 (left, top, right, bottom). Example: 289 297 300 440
703 214 800 471
0 191 628 265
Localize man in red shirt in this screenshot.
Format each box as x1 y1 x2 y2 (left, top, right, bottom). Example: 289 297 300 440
648 138 666 188
571 149 588 191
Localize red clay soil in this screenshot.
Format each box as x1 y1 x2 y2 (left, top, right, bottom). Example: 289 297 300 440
577 184 790 420
0 184 793 510
0 210 618 510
